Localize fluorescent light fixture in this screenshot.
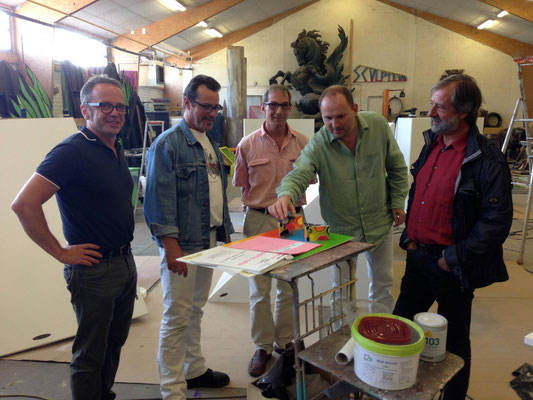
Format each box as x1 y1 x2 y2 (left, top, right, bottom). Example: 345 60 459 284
130 30 134 35
497 10 508 18
196 21 208 28
205 28 223 38
477 19 497 30
141 27 146 34
160 0 186 12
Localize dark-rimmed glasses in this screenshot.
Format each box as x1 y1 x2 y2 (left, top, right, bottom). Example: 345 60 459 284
85 102 128 115
264 102 291 111
190 98 223 113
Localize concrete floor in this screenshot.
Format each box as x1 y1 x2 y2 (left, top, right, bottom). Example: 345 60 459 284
1 184 531 400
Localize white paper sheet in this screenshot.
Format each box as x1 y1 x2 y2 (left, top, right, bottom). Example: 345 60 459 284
178 246 291 274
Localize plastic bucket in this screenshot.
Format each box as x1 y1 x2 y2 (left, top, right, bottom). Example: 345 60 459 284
351 313 424 390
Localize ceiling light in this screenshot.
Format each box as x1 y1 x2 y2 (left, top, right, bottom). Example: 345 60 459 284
160 0 186 12
130 30 134 35
142 27 146 34
497 10 508 18
196 21 208 28
205 28 223 38
477 19 497 30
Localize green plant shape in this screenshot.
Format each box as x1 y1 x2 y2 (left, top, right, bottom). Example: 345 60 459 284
17 77 42 117
28 85 51 117
10 98 22 116
26 65 52 111
16 94 37 118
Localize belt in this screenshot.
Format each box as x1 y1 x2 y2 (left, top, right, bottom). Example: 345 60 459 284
414 242 446 256
99 244 131 259
250 206 302 214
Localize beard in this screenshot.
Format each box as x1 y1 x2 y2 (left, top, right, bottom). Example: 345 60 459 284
431 114 459 135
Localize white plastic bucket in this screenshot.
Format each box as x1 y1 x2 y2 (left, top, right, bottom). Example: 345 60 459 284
351 313 425 390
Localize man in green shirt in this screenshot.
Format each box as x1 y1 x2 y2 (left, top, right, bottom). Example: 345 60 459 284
268 85 408 312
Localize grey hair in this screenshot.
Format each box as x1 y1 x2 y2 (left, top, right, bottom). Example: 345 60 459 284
80 74 122 104
263 84 292 103
431 74 482 126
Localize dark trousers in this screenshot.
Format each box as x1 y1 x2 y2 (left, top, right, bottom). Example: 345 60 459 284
64 253 137 400
393 247 474 400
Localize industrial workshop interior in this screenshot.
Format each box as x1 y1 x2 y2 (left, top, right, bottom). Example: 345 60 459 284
1 0 533 399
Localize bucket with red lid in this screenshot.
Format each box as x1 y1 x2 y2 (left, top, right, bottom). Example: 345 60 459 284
351 313 425 390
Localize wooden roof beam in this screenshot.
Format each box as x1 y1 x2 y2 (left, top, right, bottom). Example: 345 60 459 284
172 0 320 64
479 0 533 24
17 0 98 25
378 0 533 58
113 0 244 54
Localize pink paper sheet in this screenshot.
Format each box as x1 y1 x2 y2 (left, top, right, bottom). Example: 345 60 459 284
227 236 320 255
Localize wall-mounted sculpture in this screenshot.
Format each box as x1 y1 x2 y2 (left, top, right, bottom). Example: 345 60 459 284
269 25 349 130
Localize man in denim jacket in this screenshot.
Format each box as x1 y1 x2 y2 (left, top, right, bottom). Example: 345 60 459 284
144 75 234 400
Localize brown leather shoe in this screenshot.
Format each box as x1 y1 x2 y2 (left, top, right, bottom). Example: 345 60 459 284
248 349 271 377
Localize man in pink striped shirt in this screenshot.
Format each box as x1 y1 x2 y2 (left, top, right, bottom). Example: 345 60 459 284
233 84 310 377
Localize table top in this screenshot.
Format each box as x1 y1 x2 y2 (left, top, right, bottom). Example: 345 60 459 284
266 240 373 282
298 326 464 400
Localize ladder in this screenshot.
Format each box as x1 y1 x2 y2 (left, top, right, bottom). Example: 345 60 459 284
133 120 165 215
501 58 533 265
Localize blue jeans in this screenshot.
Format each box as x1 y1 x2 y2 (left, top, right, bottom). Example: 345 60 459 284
64 253 137 400
393 246 474 400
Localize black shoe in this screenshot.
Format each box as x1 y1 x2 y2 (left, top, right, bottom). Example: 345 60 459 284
186 368 230 389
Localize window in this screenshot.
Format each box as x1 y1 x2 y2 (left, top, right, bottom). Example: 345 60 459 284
53 28 107 68
0 11 12 52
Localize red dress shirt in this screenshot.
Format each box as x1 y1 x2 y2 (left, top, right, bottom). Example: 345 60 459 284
407 133 467 245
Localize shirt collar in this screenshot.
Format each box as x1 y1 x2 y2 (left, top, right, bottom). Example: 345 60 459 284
259 121 295 138
79 126 122 150
325 113 366 144
437 130 468 152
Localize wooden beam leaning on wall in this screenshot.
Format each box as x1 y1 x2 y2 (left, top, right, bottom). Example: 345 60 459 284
179 0 320 63
378 0 533 58
17 0 98 25
113 0 245 56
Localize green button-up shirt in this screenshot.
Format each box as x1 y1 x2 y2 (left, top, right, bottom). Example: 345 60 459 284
277 111 408 246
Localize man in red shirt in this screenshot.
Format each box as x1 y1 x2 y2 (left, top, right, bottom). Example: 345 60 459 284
393 74 512 400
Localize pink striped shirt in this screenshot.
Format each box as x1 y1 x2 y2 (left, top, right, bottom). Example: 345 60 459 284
233 122 310 208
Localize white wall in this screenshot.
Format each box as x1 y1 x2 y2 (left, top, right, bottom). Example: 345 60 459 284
192 0 519 127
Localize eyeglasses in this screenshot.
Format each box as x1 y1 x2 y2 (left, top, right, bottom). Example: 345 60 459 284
85 102 128 115
190 98 223 113
264 102 291 111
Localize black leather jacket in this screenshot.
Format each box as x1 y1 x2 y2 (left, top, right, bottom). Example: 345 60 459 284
400 125 513 289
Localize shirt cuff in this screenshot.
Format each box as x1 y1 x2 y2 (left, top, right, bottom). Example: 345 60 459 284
150 223 179 239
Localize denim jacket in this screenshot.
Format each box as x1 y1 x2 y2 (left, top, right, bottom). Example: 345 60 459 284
144 118 234 250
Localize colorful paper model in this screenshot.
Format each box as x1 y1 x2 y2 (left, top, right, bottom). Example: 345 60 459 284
279 213 304 237
305 224 330 241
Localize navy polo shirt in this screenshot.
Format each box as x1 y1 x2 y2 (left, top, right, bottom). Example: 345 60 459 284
36 127 134 250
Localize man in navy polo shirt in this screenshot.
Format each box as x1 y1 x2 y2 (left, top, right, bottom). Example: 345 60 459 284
12 74 137 400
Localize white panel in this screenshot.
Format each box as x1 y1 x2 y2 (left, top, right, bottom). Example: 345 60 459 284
0 118 146 357
0 119 78 356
